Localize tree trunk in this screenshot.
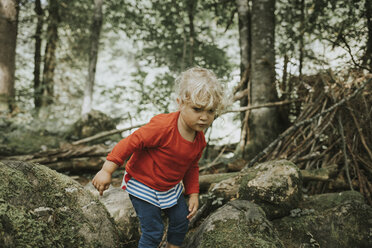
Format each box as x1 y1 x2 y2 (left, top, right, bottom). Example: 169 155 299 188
0 0 19 113
82 0 104 115
247 0 280 155
41 0 59 107
299 0 305 77
236 0 251 152
363 0 372 69
187 0 197 66
34 0 43 109
236 0 251 80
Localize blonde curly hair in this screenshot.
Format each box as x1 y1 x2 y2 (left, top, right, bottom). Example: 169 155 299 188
175 67 226 115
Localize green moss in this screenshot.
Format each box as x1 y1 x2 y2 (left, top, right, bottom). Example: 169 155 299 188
3 130 62 156
273 201 372 248
199 216 283 248
0 161 112 247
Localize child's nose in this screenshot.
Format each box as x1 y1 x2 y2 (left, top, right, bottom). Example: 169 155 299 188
200 111 208 120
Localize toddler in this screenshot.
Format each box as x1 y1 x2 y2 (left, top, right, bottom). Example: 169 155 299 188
92 67 225 248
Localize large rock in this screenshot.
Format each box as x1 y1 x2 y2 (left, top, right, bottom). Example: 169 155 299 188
273 191 372 248
185 200 284 248
239 160 302 219
85 184 140 246
0 117 63 156
0 161 122 248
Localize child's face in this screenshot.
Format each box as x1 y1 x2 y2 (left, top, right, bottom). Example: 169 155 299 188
178 100 215 133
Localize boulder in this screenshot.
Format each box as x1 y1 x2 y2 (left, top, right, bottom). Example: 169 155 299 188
0 117 63 156
239 160 302 219
185 200 284 248
0 161 122 248
85 183 140 245
273 191 372 248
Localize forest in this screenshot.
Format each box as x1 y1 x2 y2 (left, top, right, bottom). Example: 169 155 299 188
1 0 372 247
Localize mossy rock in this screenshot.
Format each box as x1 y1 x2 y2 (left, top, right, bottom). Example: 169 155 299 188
273 191 372 248
239 160 302 219
0 128 63 156
0 161 122 248
299 190 365 210
185 200 284 248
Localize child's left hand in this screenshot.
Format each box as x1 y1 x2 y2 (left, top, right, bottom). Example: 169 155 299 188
187 193 199 219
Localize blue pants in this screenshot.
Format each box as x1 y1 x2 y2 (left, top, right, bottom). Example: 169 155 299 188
129 194 189 248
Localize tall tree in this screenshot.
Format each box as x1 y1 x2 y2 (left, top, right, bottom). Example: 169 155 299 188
363 0 372 69
246 0 281 156
33 0 43 109
0 0 19 112
236 0 251 151
186 0 197 66
81 0 104 115
41 0 60 107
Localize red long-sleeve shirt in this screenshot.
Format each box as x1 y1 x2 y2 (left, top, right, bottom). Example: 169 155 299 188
106 111 206 195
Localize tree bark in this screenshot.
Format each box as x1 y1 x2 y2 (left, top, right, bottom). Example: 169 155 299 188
0 0 19 112
82 0 104 115
34 0 43 109
187 0 197 66
41 0 60 107
248 0 280 155
236 0 251 120
363 0 372 69
299 0 305 77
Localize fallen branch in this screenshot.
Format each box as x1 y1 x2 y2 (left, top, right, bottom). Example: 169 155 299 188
72 123 145 146
199 146 227 173
5 145 110 165
224 99 301 114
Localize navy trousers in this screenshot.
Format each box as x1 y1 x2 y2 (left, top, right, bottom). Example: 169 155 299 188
129 194 189 247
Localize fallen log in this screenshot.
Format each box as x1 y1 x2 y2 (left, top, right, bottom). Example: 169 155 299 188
4 144 110 165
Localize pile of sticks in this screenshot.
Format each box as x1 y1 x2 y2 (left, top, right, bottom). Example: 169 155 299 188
251 71 372 204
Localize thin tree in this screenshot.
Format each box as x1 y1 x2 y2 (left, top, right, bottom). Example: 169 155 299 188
82 0 104 115
0 0 19 112
34 0 43 109
246 0 281 157
363 0 372 69
186 0 197 66
236 0 251 152
41 0 60 107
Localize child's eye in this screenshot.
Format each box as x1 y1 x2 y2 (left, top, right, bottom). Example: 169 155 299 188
208 109 215 114
193 107 202 112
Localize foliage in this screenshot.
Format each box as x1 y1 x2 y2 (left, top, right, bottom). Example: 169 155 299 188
104 0 234 113
275 0 369 74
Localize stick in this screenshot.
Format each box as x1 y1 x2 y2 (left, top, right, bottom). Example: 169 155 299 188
338 112 353 191
347 102 372 161
72 123 145 146
225 99 301 113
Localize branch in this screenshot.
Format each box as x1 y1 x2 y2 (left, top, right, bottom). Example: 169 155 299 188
224 99 301 114
243 77 372 169
72 123 145 146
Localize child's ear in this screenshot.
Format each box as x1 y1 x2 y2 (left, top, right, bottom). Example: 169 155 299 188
177 98 182 109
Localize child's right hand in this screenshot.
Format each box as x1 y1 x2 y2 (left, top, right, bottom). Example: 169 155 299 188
92 169 112 196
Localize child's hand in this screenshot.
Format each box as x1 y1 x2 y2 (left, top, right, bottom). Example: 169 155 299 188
187 193 199 219
92 160 119 196
92 169 112 196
